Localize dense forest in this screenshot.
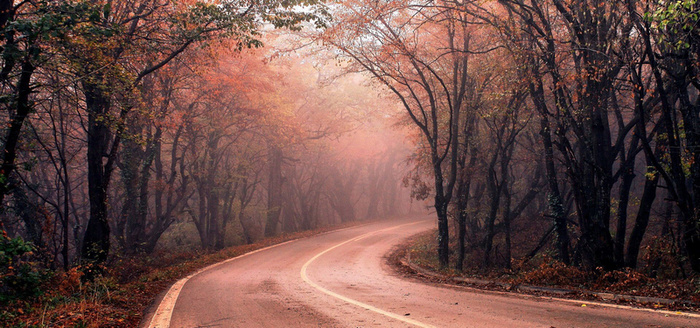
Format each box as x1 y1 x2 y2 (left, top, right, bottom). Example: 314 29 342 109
323 0 700 276
0 0 418 305
1 0 700 320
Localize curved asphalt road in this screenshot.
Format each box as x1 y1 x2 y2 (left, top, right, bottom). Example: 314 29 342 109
144 216 698 327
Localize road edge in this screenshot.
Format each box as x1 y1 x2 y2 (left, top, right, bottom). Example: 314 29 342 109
139 217 395 328
300 220 436 328
389 233 700 319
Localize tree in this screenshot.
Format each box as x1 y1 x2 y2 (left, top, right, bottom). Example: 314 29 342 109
0 1 98 224
492 0 637 270
52 0 329 264
625 0 700 271
326 0 477 267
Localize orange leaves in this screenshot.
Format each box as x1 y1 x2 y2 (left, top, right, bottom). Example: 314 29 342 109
51 267 84 295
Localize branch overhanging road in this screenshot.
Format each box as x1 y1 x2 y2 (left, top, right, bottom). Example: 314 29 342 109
144 216 698 327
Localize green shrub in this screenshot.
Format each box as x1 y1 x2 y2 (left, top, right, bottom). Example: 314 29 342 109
0 235 48 304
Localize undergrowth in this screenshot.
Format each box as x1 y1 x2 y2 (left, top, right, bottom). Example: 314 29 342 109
0 221 363 328
407 231 700 305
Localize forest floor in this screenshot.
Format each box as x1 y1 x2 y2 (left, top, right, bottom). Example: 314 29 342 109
389 231 700 314
0 220 369 328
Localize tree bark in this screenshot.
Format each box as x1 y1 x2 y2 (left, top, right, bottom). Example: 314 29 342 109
527 65 571 265
265 147 284 237
614 147 637 266
0 60 35 212
626 169 658 268
455 150 477 271
81 80 114 263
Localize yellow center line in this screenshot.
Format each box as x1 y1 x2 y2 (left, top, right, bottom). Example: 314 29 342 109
300 221 436 328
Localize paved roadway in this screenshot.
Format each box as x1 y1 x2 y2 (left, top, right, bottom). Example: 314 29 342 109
145 216 698 327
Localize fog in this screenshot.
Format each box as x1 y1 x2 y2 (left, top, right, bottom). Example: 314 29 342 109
2 0 699 286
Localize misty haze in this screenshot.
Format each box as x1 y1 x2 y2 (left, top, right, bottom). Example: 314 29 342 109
0 0 698 327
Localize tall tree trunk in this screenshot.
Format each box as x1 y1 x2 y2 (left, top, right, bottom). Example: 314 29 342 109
528 70 571 265
613 87 641 267
483 154 501 267
208 188 220 250
623 19 659 268
61 144 71 270
435 193 450 268
631 5 700 271
432 148 451 268
455 151 477 271
614 144 637 266
502 160 513 270
133 128 157 252
119 129 142 252
145 125 190 254
381 155 398 216
455 182 469 271
265 147 283 237
675 79 700 272
365 162 381 219
0 60 35 213
626 169 659 268
81 80 114 264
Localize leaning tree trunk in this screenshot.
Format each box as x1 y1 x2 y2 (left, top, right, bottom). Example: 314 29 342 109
528 72 571 265
626 168 659 268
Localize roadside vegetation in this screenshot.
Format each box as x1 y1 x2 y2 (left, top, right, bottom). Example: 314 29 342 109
405 231 700 309
0 1 415 326
323 0 700 293
3 0 700 326
0 222 375 327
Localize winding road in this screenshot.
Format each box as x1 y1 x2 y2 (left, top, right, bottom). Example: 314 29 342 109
144 216 698 327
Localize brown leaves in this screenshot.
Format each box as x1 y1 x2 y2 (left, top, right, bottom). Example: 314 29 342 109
2 222 363 327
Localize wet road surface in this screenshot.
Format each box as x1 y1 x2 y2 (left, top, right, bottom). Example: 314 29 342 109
148 216 698 327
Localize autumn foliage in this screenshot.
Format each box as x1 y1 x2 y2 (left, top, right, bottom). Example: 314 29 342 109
2 0 700 325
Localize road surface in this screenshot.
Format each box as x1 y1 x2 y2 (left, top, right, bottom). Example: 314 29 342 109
145 216 698 327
